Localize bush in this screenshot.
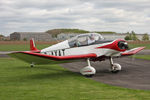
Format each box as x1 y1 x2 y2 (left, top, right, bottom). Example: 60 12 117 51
23 38 27 41
142 33 149 41
124 31 139 41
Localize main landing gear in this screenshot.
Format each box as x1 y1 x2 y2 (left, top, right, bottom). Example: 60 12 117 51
80 58 96 77
80 57 121 77
109 57 121 73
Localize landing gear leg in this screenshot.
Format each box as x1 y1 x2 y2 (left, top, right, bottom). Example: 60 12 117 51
109 57 121 73
80 58 96 77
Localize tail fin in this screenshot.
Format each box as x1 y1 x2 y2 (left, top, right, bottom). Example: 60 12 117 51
30 38 39 51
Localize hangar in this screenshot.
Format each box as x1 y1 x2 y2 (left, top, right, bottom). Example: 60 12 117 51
10 32 53 41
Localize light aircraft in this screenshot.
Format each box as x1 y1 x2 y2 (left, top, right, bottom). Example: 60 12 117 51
9 33 144 77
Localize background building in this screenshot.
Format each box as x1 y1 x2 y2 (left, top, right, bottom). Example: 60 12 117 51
57 33 149 40
10 31 150 41
10 32 53 41
57 33 78 40
102 34 150 40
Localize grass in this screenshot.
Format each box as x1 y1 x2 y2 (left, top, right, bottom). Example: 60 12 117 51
0 44 50 51
0 42 150 99
0 58 150 100
128 44 150 49
131 55 150 60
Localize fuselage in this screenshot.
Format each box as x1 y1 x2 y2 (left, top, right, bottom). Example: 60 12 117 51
40 33 128 58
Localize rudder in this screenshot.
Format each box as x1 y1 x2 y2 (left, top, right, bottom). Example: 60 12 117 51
30 38 39 51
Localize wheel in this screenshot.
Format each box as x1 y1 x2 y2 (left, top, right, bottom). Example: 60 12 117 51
111 70 119 73
111 63 121 73
80 66 96 76
30 63 34 67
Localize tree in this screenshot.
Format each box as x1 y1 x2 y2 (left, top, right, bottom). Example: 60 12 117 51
142 33 149 41
124 31 139 41
0 34 4 37
124 35 130 40
52 34 58 38
23 38 27 41
131 31 138 40
124 32 132 40
0 34 4 41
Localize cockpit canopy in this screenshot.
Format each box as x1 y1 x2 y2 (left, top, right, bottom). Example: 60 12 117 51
68 33 104 47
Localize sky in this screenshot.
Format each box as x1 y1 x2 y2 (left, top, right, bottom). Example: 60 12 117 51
1 0 150 36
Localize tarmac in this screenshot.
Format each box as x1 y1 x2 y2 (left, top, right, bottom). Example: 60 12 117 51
0 51 14 58
61 57 150 90
1 50 150 90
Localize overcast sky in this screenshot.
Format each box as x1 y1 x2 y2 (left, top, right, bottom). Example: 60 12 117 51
1 0 150 36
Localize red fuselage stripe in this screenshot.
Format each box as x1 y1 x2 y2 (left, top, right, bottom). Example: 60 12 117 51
96 39 126 52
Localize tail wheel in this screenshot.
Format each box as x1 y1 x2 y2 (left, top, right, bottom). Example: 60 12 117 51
30 62 35 67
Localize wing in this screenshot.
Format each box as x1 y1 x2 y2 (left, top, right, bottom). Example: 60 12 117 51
8 51 97 65
121 47 145 56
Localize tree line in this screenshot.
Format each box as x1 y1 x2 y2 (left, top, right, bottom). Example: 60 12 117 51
124 31 149 41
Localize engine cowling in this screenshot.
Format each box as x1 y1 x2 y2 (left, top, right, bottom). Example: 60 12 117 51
96 39 129 52
107 39 129 52
117 41 128 50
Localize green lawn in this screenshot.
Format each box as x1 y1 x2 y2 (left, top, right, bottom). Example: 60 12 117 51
129 44 150 49
0 44 50 51
0 58 150 100
131 55 150 60
0 43 150 99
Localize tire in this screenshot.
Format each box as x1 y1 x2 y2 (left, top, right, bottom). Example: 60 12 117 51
111 70 119 73
30 64 34 67
111 63 121 73
84 74 94 78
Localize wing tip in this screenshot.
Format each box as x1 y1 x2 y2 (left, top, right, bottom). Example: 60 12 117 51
122 46 145 56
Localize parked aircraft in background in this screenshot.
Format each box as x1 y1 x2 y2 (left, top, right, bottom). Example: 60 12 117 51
9 33 144 77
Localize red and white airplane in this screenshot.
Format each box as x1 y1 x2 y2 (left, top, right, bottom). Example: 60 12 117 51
9 33 144 77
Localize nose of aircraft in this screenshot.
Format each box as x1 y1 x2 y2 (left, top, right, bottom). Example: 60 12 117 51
117 41 129 50
96 39 128 52
107 39 128 52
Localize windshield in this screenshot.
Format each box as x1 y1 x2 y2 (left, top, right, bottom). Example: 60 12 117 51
68 33 104 47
